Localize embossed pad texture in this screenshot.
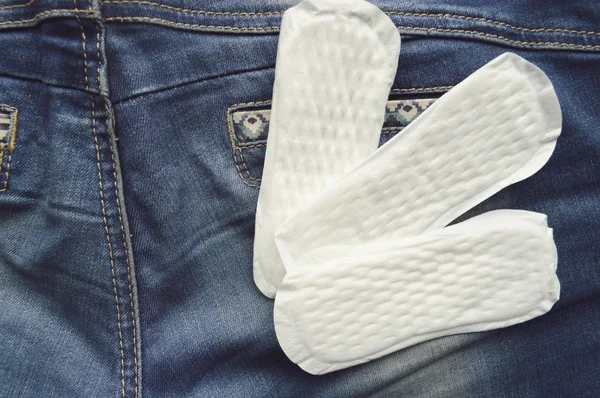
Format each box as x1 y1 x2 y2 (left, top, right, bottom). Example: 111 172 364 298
275 53 562 273
274 210 560 375
253 0 401 298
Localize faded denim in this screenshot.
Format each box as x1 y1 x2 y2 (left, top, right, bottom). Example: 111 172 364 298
0 0 599 397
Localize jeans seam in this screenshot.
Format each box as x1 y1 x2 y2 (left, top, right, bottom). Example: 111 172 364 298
102 16 600 51
0 0 35 10
391 86 454 93
227 100 270 189
104 16 279 32
226 86 451 189
101 0 284 17
101 0 600 38
96 26 140 397
0 103 17 192
238 149 261 181
395 25 600 50
0 9 99 26
0 150 13 192
100 0 600 38
389 10 600 37
233 149 260 188
74 1 127 397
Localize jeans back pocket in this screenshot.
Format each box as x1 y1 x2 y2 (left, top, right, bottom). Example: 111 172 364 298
227 96 440 189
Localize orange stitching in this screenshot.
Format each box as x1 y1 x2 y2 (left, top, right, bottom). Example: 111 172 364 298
0 104 18 151
224 92 453 188
105 17 279 32
105 102 140 398
0 151 13 192
93 17 139 397
103 16 600 50
226 101 271 188
0 9 99 26
0 105 17 192
0 150 12 191
391 86 453 93
101 0 283 16
101 0 600 39
387 10 600 37
239 143 266 150
395 25 600 50
226 100 271 151
238 149 261 181
74 2 126 397
101 0 600 38
0 0 35 10
233 150 260 188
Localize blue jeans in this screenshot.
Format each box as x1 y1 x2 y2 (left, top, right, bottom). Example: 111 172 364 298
0 0 599 397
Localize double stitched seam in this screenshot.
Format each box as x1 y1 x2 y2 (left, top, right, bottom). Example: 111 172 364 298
102 17 600 50
387 10 600 37
0 0 36 10
236 143 266 149
391 86 454 93
101 0 283 16
95 25 140 398
226 91 449 188
382 130 402 135
0 141 15 193
227 101 272 188
0 9 99 26
0 152 8 192
104 17 279 32
239 151 261 181
238 150 261 181
226 100 272 152
100 0 600 38
233 150 260 188
395 25 600 50
101 0 600 38
0 104 17 192
73 1 126 397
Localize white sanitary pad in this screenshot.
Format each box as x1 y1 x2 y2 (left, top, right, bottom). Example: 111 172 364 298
275 53 562 273
253 0 562 376
253 0 401 298
274 210 560 375
270 52 562 374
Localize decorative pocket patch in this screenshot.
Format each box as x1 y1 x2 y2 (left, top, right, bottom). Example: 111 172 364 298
0 104 18 192
227 98 437 188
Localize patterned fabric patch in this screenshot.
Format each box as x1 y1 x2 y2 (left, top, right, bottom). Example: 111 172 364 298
229 98 436 147
231 109 271 146
0 104 18 151
383 99 436 132
0 104 17 192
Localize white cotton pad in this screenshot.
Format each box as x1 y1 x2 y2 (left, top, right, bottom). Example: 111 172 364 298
274 210 560 375
275 53 562 273
253 0 401 298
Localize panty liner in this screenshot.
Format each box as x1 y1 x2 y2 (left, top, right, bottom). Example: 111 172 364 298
253 0 401 298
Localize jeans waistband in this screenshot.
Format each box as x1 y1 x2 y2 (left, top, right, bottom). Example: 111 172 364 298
1 0 600 52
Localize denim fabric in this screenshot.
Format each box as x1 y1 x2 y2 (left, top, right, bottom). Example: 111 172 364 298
0 0 599 397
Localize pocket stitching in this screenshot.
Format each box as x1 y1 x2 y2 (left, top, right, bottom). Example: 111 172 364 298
0 104 18 192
